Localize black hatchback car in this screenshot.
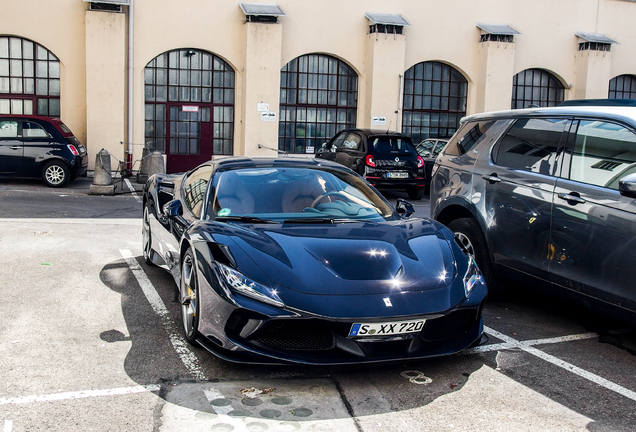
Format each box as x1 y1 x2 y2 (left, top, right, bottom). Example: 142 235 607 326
0 115 87 187
316 129 426 199
430 106 636 322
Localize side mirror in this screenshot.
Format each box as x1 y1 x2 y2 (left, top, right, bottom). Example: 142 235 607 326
395 198 415 218
163 199 183 218
619 173 636 198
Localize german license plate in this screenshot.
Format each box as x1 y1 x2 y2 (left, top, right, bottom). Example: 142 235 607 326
348 319 425 337
387 172 408 179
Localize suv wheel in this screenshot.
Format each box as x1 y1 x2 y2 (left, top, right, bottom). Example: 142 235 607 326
447 218 499 294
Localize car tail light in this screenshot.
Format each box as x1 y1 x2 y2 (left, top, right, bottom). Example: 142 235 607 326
417 156 424 168
67 145 80 156
365 154 376 167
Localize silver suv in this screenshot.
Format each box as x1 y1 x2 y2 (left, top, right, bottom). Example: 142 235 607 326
430 106 636 321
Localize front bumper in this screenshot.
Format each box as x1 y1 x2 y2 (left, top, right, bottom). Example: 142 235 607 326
196 278 487 365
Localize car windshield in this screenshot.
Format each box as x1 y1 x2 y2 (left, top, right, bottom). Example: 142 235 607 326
204 166 396 222
371 137 416 156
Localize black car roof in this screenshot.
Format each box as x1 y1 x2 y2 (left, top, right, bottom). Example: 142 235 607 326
211 156 349 171
336 128 411 139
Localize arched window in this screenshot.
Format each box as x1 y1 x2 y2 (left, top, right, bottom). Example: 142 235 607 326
0 36 60 116
609 75 636 99
511 69 564 109
402 61 467 142
144 49 234 173
279 54 358 154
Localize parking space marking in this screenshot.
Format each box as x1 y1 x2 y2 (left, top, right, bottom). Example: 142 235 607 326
0 385 160 406
119 249 207 380
484 326 636 402
4 420 12 432
124 178 142 203
465 331 599 355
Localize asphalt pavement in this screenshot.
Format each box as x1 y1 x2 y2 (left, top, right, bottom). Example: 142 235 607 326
1 176 635 431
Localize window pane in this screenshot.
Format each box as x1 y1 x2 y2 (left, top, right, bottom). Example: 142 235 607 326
570 120 636 189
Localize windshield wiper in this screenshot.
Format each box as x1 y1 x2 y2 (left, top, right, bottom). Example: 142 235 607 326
215 215 278 224
282 217 358 224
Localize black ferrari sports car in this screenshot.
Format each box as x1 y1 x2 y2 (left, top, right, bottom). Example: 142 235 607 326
142 157 487 364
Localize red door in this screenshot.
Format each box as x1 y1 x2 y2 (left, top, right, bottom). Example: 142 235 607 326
166 104 212 173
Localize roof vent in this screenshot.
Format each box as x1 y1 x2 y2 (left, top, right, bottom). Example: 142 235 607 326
576 32 617 51
477 24 520 43
239 3 285 23
366 13 409 35
84 0 128 12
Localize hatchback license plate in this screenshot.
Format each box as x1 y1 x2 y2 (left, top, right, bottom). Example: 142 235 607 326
387 172 408 179
348 319 425 337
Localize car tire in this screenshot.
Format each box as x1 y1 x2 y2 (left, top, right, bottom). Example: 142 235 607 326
447 218 500 294
142 205 155 266
407 186 425 200
42 161 70 188
180 248 201 345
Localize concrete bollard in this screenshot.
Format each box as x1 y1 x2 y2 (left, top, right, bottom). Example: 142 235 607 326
90 149 115 195
137 150 165 184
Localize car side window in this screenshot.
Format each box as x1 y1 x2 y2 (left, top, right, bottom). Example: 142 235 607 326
23 122 50 138
342 133 362 150
493 118 568 175
444 120 496 156
569 120 636 190
0 120 18 138
183 165 213 218
329 132 346 151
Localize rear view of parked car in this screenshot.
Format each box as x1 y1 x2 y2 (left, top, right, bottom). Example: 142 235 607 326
430 106 636 322
316 128 426 199
0 115 87 187
416 138 448 191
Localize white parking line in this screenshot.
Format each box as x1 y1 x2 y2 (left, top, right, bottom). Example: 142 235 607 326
0 385 160 406
4 420 12 432
119 249 207 380
464 331 599 354
124 178 142 203
484 326 636 402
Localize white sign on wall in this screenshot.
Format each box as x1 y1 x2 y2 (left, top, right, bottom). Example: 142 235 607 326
257 103 270 112
261 111 277 121
182 105 199 112
305 146 314 154
371 116 387 126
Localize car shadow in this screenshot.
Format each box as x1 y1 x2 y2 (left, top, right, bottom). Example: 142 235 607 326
98 256 487 420
100 255 636 430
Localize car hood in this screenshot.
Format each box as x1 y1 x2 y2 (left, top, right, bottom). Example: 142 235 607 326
221 220 458 296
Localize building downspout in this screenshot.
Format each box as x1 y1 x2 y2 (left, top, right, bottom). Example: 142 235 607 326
126 0 134 173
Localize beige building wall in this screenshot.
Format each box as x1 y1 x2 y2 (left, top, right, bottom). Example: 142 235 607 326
243 22 283 157
363 33 407 131
85 10 127 170
2 0 636 168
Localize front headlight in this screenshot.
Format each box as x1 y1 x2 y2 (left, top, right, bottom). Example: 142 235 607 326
218 263 284 307
463 256 483 298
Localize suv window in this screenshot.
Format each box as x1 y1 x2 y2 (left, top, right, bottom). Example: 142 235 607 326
183 165 213 217
371 137 415 156
444 120 497 156
494 118 568 175
569 120 636 190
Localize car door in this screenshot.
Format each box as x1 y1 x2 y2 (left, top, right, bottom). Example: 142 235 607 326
0 119 23 174
21 120 54 177
551 118 636 309
316 130 346 163
335 131 365 173
478 117 570 280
